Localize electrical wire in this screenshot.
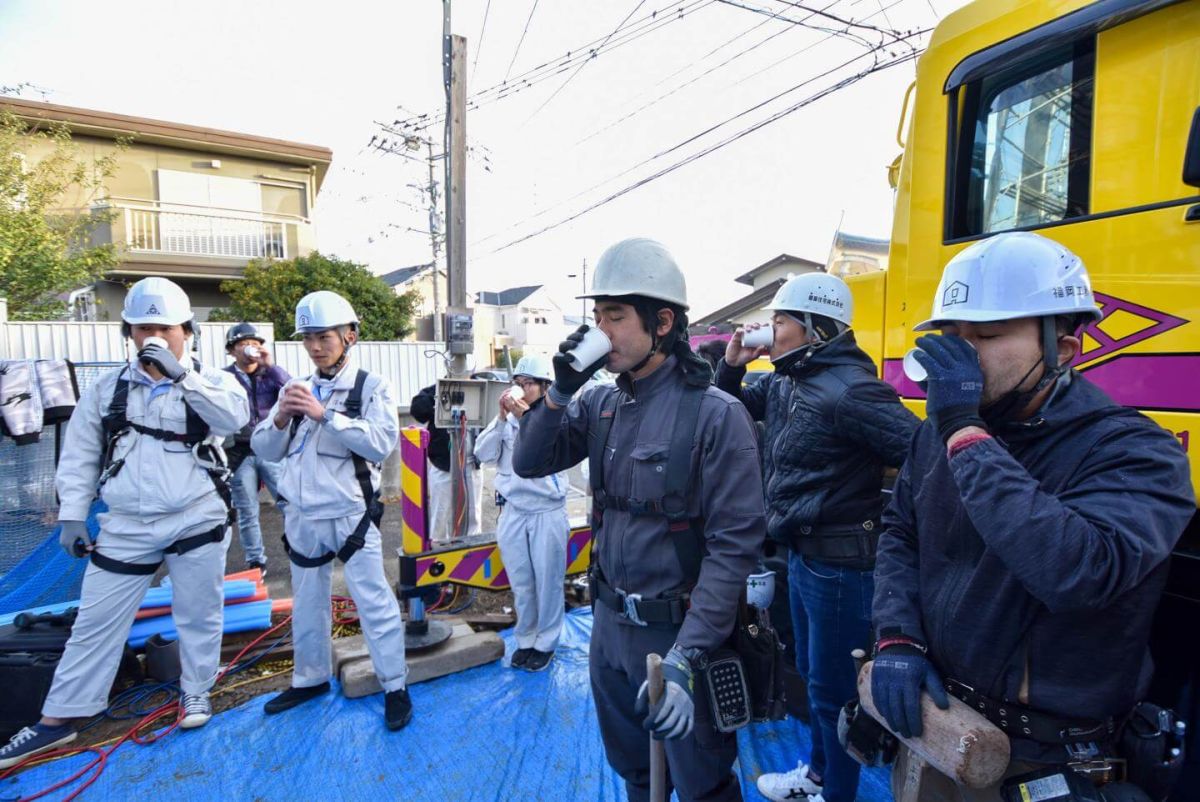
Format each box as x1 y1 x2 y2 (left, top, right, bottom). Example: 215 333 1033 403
471 0 493 86
505 0 542 82
489 46 922 253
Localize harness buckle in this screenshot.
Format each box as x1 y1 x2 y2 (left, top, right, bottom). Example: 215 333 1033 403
618 589 647 627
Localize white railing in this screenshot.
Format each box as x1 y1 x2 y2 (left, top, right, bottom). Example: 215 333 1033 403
121 205 289 259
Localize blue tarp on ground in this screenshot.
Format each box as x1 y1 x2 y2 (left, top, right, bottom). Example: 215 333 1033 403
2 609 891 801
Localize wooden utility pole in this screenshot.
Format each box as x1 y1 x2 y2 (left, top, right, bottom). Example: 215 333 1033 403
445 32 469 377
426 138 443 343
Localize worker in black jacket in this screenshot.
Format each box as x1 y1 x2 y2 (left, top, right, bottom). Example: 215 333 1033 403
716 272 919 802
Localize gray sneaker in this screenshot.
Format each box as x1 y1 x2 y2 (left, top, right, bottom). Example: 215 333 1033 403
0 724 77 769
180 692 212 729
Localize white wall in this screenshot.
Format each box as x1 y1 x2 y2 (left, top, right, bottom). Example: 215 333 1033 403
274 339 443 410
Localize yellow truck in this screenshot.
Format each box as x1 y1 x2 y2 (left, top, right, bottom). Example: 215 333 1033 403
849 0 1199 780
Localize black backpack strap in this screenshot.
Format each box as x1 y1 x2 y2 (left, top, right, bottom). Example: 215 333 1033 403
343 370 368 418
665 385 706 582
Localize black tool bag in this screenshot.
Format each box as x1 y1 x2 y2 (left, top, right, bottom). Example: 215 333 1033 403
1119 701 1185 801
727 592 787 723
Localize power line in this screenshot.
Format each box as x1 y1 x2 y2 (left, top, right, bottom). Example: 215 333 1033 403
491 48 920 254
524 0 649 123
471 0 493 85
715 0 875 49
505 0 542 82
765 0 905 40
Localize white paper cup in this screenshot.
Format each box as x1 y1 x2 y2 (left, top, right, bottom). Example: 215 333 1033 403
143 336 168 350
902 348 928 382
568 326 612 371
288 379 313 394
505 384 526 403
741 326 774 349
243 345 261 359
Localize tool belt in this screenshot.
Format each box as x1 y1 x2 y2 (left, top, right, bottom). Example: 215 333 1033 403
945 678 1119 745
89 521 228 576
589 571 689 627
791 519 880 564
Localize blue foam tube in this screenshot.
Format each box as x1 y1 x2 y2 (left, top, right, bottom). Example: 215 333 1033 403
127 600 274 649
140 579 257 610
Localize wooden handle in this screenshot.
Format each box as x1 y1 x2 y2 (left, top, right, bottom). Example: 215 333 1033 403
647 653 665 706
857 660 1011 789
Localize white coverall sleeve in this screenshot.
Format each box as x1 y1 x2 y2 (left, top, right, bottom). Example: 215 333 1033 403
55 381 106 522
321 377 399 463
473 415 505 465
177 369 249 437
250 400 293 462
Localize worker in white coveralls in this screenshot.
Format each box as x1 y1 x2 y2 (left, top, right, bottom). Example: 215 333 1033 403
0 277 249 769
474 354 569 673
251 291 413 730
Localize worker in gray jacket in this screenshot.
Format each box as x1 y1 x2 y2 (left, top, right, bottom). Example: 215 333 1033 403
514 238 766 802
474 353 570 673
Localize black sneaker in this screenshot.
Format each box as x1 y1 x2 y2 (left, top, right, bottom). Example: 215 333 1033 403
523 650 554 672
385 688 413 731
248 561 267 580
264 682 330 714
510 648 535 668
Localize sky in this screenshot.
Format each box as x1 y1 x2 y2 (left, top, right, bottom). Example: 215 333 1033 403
0 0 970 322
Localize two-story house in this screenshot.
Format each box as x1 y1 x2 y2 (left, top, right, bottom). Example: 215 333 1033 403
473 285 569 366
692 253 824 330
381 262 444 341
2 97 331 321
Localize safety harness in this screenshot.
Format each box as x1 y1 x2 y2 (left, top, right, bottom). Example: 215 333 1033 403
282 369 383 568
91 364 234 575
587 382 706 627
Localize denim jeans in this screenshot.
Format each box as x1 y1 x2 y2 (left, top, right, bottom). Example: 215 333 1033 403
230 454 284 566
788 550 874 802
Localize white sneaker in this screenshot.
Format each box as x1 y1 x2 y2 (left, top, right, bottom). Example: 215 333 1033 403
755 760 823 801
179 692 212 729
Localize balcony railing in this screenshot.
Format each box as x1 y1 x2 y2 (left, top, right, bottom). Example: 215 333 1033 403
109 200 299 260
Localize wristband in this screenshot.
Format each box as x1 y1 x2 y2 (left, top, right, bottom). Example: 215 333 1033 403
947 431 992 459
547 384 574 407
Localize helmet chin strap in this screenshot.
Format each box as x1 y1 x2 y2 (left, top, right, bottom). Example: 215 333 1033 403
982 318 1065 424
626 328 662 375
319 330 353 378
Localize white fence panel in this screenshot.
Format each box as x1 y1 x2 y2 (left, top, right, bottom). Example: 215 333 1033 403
0 320 274 370
274 340 444 410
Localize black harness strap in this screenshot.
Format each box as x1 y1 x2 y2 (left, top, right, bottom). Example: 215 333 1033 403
283 370 383 569
91 364 233 576
589 383 708 589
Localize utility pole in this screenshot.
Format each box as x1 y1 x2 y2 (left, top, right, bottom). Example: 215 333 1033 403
426 138 443 342
445 31 468 378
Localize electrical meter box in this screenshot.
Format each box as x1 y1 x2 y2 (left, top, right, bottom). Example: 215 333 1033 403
446 311 474 355
434 378 510 427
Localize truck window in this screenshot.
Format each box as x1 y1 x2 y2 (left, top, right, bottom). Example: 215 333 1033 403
948 43 1094 239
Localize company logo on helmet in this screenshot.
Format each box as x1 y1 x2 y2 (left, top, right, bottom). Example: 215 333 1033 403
299 314 310 326
943 281 969 307
145 304 160 315
808 293 845 308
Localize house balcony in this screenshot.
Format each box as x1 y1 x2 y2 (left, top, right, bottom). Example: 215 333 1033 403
90 198 311 281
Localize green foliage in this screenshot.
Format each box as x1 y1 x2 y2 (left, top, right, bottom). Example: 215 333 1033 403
215 252 421 341
0 109 125 318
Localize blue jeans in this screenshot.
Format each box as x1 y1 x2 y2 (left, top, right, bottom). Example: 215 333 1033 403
788 551 874 802
231 454 284 566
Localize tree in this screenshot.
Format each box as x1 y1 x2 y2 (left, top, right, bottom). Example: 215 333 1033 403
0 109 125 319
212 252 422 341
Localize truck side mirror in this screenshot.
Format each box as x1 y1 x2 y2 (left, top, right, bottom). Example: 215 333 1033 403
1184 107 1200 188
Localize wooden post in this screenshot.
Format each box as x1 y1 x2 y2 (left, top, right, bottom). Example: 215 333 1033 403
447 32 468 378
646 653 667 802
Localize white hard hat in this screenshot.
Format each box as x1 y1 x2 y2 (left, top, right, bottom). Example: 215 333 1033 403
916 232 1103 331
293 291 359 336
746 569 775 609
122 277 193 327
580 238 689 310
513 353 553 383
763 272 853 327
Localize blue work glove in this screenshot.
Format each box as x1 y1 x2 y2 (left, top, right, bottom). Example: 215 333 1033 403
138 343 189 382
58 520 92 558
912 334 987 443
635 646 696 740
548 325 605 407
871 643 950 739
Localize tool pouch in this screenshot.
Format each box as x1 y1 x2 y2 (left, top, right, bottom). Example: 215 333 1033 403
1119 702 1184 801
726 592 787 722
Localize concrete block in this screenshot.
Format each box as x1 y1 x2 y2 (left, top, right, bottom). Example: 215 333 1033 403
338 627 505 699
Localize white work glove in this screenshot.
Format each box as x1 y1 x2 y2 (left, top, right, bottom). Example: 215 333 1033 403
635 645 697 740
58 520 92 558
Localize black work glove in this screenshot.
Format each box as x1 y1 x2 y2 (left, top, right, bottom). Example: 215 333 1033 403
138 343 190 382
871 642 949 739
547 325 605 407
911 334 986 443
